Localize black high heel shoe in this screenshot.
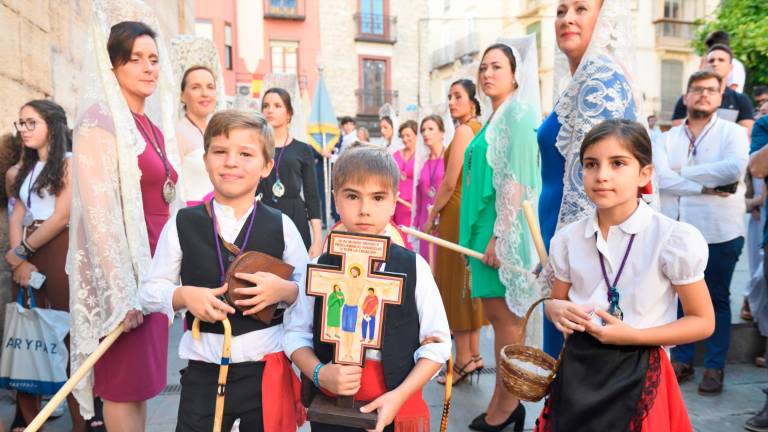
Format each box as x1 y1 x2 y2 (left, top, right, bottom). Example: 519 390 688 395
468 402 526 432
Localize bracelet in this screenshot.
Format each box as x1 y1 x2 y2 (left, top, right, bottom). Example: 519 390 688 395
312 362 325 388
22 238 36 254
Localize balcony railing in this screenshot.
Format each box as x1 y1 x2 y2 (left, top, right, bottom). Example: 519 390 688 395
355 89 398 116
354 13 397 44
453 32 479 64
431 46 453 70
654 18 698 51
264 0 305 20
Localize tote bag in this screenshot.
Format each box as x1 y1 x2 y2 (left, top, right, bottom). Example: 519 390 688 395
0 287 69 394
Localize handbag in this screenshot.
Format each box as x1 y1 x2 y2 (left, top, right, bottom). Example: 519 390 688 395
0 287 69 394
225 251 294 324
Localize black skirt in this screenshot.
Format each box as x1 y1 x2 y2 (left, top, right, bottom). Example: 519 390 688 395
541 332 660 432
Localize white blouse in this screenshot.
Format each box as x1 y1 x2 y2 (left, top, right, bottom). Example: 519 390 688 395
549 200 708 330
176 116 213 202
18 154 71 220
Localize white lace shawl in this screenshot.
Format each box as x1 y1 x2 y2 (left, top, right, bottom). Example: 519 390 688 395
484 36 542 342
539 0 647 296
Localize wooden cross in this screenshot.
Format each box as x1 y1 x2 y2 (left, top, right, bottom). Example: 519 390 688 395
307 231 405 366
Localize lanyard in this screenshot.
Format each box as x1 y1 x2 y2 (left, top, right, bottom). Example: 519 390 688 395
211 199 258 285
133 113 171 180
25 163 39 209
596 233 636 320
185 114 204 136
427 151 444 186
684 117 717 158
273 135 291 185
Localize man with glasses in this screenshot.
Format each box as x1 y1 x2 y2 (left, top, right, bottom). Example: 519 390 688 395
671 45 755 135
654 69 750 396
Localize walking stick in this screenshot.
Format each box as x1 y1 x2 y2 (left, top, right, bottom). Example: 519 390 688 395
192 317 232 432
25 324 125 432
439 355 453 432
399 226 531 275
521 201 548 265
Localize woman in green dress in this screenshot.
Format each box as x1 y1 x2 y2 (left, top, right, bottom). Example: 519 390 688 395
325 284 345 338
459 38 541 431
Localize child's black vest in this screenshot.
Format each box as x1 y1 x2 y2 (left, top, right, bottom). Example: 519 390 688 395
312 244 420 391
176 203 285 336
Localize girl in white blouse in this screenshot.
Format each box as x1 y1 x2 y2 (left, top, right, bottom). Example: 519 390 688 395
536 120 714 432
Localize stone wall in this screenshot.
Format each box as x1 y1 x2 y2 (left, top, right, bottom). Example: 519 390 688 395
0 0 193 337
318 0 428 120
0 0 192 134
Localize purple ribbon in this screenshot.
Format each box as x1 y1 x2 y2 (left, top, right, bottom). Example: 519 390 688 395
211 198 258 285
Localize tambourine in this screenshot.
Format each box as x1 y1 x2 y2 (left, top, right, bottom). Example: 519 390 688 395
224 251 294 324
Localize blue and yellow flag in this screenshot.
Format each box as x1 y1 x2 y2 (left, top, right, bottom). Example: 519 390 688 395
307 75 340 153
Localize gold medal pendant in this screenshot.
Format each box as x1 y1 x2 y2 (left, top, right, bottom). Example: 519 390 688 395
162 178 176 204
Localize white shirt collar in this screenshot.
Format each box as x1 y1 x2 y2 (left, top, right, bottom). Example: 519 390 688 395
212 199 255 225
683 112 719 132
584 200 653 238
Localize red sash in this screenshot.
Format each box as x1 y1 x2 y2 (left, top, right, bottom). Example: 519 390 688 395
321 360 429 432
261 352 306 432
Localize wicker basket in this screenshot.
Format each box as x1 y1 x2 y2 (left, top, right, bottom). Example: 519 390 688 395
500 297 563 402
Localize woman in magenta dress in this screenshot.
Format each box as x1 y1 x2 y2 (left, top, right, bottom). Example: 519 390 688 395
414 115 445 264
68 18 181 431
393 120 418 226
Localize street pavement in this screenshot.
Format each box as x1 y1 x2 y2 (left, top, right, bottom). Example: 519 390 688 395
1 246 764 431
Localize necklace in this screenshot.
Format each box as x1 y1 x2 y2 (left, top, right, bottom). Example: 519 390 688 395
271 134 291 201
211 198 258 285
185 113 205 136
132 112 176 204
596 233 636 321
22 163 39 227
398 150 413 182
426 149 444 198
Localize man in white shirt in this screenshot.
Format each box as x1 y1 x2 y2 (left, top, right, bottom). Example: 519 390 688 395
654 69 750 396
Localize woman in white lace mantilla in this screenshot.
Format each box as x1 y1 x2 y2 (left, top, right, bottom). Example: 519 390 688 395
67 1 182 429
459 37 541 431
170 35 226 205
539 0 645 358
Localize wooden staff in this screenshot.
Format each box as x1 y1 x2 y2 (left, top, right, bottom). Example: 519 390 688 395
397 197 413 209
521 201 548 265
440 355 453 432
192 317 232 432
26 324 124 432
400 226 531 276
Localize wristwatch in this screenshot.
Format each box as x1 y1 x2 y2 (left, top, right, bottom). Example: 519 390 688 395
14 243 33 259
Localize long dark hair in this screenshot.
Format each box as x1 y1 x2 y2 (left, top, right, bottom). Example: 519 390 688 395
0 133 22 206
450 79 481 117
262 87 294 120
480 43 519 90
11 100 71 199
580 119 652 167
